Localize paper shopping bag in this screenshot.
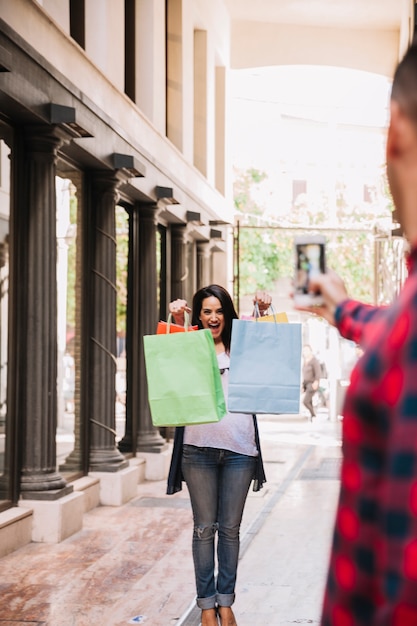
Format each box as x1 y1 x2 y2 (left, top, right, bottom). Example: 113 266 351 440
241 305 288 324
240 313 288 323
156 312 198 334
228 319 302 414
156 320 199 334
252 304 288 323
253 311 288 323
143 329 226 427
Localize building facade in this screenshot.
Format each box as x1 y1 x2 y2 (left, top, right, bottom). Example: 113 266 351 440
0 0 233 555
0 0 413 557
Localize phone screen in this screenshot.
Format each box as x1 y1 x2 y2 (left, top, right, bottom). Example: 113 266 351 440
294 238 326 304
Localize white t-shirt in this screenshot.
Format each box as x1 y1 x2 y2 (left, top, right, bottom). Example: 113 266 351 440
183 351 258 457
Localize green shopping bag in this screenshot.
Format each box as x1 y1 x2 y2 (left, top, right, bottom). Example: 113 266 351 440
143 328 227 427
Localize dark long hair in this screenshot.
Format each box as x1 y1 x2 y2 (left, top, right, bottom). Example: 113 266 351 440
191 284 238 353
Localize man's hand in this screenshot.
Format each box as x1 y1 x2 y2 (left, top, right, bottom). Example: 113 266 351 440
294 270 349 326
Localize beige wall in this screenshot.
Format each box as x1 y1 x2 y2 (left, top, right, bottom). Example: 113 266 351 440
34 0 69 31
135 0 166 135
85 0 125 92
230 22 401 78
2 0 234 225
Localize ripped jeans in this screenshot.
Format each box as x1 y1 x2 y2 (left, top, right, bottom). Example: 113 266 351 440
182 445 256 610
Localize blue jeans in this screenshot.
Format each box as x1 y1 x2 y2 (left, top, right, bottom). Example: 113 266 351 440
182 444 256 610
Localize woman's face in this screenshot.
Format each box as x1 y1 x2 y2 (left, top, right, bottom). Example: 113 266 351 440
199 296 225 343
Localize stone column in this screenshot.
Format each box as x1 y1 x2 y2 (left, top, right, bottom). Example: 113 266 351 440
197 242 211 288
171 224 189 300
88 172 128 471
18 126 70 496
119 204 166 453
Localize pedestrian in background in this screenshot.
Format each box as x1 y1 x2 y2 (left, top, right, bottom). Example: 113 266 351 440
296 41 417 626
167 285 271 626
301 344 321 420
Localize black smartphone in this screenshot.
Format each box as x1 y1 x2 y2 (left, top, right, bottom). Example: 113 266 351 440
293 235 326 306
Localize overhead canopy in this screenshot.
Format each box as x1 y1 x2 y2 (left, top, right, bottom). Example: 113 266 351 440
224 0 412 76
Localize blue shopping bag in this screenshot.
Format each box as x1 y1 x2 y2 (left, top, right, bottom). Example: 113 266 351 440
228 319 302 414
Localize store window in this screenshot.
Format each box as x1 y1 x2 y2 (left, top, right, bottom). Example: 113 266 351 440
56 172 82 479
115 205 128 440
0 131 10 511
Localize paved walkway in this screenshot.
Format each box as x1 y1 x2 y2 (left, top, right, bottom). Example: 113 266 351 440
0 411 342 626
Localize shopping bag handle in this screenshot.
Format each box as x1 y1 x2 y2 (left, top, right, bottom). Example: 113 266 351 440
253 302 278 323
166 311 192 333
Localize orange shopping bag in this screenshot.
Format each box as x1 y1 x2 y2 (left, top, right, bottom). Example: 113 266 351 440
156 312 198 334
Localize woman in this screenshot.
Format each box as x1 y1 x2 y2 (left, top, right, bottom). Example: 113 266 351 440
167 285 270 626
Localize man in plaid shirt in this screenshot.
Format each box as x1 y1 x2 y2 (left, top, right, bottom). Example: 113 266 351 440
297 42 417 625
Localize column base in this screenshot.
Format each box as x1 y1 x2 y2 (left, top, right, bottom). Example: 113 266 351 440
117 433 133 453
72 476 101 512
138 445 172 481
18 491 84 543
90 465 140 506
0 507 32 557
20 484 73 501
136 430 168 454
129 457 146 483
89 447 129 473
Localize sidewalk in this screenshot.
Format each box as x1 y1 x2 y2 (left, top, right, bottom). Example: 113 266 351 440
0 412 342 626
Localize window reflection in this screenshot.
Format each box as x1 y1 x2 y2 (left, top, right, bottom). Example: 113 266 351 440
56 175 79 477
0 136 10 509
115 205 128 440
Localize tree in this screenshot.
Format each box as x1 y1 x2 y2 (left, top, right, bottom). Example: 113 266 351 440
234 167 393 304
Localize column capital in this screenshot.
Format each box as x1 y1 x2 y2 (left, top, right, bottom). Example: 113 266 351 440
171 223 189 245
135 203 158 223
23 123 77 158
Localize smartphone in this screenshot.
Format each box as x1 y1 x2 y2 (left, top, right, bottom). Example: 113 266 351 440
293 235 326 306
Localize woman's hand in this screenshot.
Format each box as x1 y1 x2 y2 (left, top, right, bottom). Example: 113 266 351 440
253 290 272 316
168 299 191 325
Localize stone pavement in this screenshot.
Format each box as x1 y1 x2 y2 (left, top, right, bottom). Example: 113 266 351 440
0 411 342 626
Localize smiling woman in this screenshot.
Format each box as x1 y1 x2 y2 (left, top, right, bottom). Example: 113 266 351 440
166 284 270 626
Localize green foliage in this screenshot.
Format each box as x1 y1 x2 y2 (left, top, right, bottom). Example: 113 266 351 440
234 168 268 216
234 167 391 304
237 228 292 293
115 206 129 334
322 232 374 303
65 191 77 331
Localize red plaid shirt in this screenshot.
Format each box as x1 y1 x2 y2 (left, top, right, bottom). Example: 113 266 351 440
321 247 417 626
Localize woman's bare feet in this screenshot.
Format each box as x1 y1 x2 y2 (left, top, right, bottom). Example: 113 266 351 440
201 607 219 626
218 606 237 626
